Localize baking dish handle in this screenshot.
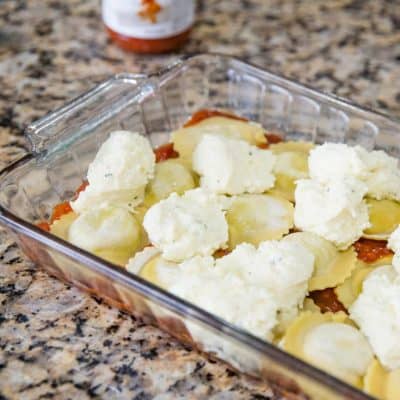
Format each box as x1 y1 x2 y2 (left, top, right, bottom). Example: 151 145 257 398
25 73 147 156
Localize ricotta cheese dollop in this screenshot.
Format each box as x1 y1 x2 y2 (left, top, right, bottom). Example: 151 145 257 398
308 143 400 201
363 149 400 201
159 254 279 340
294 178 370 249
143 188 229 262
308 143 367 184
155 240 314 340
192 134 276 195
72 131 155 213
350 265 400 371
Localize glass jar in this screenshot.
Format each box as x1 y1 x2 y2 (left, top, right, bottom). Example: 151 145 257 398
102 0 195 53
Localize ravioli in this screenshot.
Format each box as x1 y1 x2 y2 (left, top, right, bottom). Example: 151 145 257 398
144 159 196 207
226 194 294 249
281 311 373 387
129 204 151 249
269 151 309 202
68 206 142 266
303 298 321 313
50 212 78 240
95 249 140 267
364 359 400 400
363 198 400 240
268 141 313 202
269 141 315 154
139 255 163 286
283 232 357 291
335 256 393 309
127 249 174 289
171 116 267 164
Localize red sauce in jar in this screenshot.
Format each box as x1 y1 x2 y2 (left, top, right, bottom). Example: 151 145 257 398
309 288 347 314
106 27 191 54
103 0 194 54
353 238 393 263
183 109 248 127
154 143 179 163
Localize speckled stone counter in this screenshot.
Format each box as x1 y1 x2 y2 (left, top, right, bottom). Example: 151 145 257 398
0 1 400 399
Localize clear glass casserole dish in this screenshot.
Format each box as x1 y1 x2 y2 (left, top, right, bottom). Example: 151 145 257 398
2 53 399 400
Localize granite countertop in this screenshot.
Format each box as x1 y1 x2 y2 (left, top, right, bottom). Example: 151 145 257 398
0 0 400 399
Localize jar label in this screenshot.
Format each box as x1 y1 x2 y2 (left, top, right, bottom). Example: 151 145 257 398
102 0 195 39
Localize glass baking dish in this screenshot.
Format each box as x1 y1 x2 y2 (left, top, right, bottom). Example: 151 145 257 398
2 53 399 400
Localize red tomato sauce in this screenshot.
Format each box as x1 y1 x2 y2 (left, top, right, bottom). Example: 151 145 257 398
257 133 284 149
309 288 347 314
50 202 73 224
183 109 248 127
37 180 89 230
37 221 50 232
74 180 89 199
154 143 179 163
353 238 393 263
265 133 283 145
213 248 231 258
